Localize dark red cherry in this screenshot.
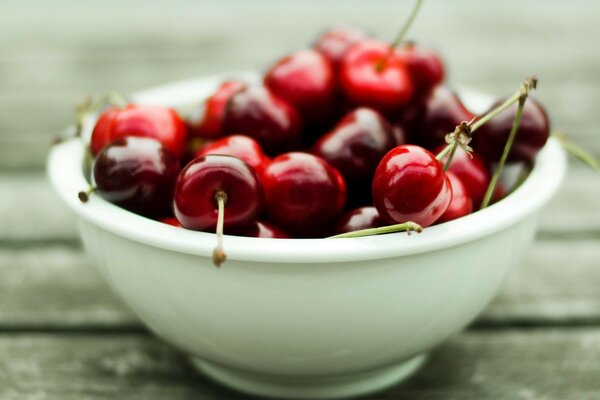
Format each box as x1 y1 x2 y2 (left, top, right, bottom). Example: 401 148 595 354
222 85 302 155
334 206 384 235
411 86 474 149
396 42 445 98
434 145 491 209
194 134 270 176
91 104 187 158
231 221 290 239
313 107 396 181
173 155 262 231
474 97 550 164
340 40 414 113
187 81 246 139
265 49 336 124
92 137 180 217
160 217 182 227
437 172 472 224
262 152 346 237
313 26 370 69
372 145 452 227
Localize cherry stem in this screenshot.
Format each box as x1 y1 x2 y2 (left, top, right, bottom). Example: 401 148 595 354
375 0 424 72
78 187 96 203
552 131 600 173
212 191 228 268
480 96 527 209
328 221 423 239
436 141 458 172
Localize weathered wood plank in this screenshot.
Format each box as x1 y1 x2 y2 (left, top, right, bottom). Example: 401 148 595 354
0 328 599 399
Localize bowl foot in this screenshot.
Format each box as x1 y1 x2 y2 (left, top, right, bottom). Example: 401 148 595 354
189 354 427 399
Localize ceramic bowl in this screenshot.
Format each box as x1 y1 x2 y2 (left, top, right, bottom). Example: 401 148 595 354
47 73 567 399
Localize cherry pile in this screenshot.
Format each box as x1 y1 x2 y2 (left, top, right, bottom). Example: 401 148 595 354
79 17 555 266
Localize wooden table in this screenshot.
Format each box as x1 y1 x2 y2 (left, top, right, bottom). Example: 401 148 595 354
2 0 599 398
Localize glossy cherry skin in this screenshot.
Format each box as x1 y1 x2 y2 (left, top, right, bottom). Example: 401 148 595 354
313 107 396 181
434 145 491 209
194 134 270 176
187 81 246 139
223 85 302 155
262 152 347 237
436 172 473 224
313 26 370 69
92 137 180 217
160 217 182 227
173 155 262 231
410 86 474 149
265 49 336 124
91 104 187 158
334 206 384 235
474 97 550 164
340 40 414 113
372 145 452 227
231 221 290 238
396 43 445 99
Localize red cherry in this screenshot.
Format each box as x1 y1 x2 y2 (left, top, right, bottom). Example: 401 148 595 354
434 145 491 209
437 172 473 224
262 152 346 237
91 137 180 217
474 97 550 164
334 206 384 235
340 40 414 112
372 145 452 227
187 81 246 139
396 42 445 98
91 104 187 158
265 49 336 124
231 221 290 239
160 217 182 227
313 26 370 69
194 135 270 176
411 86 474 149
223 85 302 155
173 155 262 231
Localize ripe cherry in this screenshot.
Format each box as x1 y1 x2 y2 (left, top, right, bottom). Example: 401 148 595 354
340 40 414 113
474 97 550 164
231 221 290 239
160 217 182 227
86 137 180 217
262 152 346 237
265 49 336 124
334 206 384 235
187 81 246 139
222 85 302 155
90 104 187 158
396 42 445 99
372 145 452 227
313 26 370 69
194 134 270 176
436 172 472 224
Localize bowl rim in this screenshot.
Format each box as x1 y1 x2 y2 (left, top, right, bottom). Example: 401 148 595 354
47 72 567 264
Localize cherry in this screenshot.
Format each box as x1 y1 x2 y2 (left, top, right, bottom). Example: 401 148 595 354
436 172 472 224
160 217 182 227
262 152 346 237
231 221 290 239
334 206 384 235
87 137 180 217
194 134 270 176
187 81 246 139
265 49 336 124
372 144 451 227
396 42 445 99
340 40 414 113
410 86 474 149
91 104 187 159
222 85 302 155
474 97 550 164
313 26 370 69
434 145 490 209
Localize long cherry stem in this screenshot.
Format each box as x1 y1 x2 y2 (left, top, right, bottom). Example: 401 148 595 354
78 187 96 203
328 221 422 239
552 131 600 172
212 191 228 267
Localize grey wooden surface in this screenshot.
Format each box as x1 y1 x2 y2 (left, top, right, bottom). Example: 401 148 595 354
1 0 600 398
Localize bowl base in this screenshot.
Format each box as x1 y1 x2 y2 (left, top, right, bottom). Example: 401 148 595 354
190 354 427 399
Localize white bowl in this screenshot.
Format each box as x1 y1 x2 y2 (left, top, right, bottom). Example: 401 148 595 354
47 73 567 399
